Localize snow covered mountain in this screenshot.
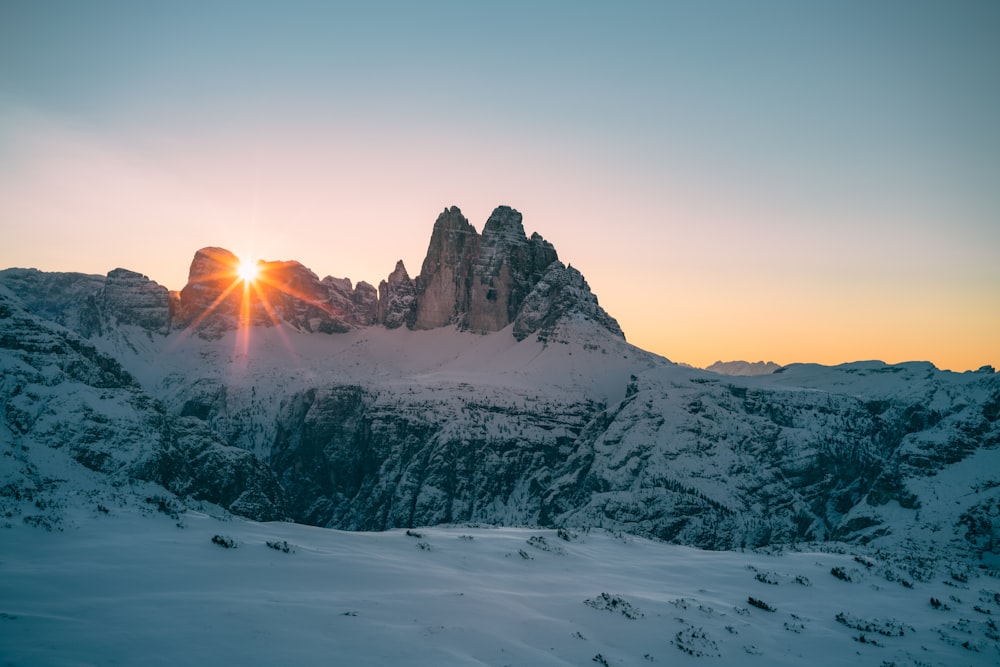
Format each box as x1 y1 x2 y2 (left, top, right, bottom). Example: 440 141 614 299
2 204 999 664
1 204 998 572
705 360 783 376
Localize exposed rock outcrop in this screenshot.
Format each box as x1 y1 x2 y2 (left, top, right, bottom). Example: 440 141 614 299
258 260 353 334
0 268 105 336
513 261 623 342
174 247 243 336
377 260 417 329
101 268 172 332
412 207 479 329
466 206 559 333
409 204 618 340
173 248 378 337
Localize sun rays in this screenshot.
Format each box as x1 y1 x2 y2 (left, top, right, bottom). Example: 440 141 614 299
175 247 345 362
236 258 260 284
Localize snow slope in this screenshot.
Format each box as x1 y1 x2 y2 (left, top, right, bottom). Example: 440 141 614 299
1 506 998 666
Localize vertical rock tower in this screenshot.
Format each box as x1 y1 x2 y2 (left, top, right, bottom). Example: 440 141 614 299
413 205 560 333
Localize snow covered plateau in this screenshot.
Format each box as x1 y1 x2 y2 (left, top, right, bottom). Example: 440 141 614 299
1 205 998 664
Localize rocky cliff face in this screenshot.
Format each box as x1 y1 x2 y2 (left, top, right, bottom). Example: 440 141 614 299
102 268 172 332
0 268 106 337
0 286 285 523
162 347 996 566
377 261 417 329
513 261 624 342
412 207 480 329
466 206 559 333
411 205 619 339
173 248 385 337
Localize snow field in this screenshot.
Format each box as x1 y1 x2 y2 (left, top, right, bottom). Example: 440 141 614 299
1 507 997 666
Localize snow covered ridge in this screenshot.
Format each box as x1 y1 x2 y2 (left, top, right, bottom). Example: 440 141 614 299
704 360 783 376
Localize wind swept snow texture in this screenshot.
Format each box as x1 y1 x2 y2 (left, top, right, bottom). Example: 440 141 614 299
1 512 997 666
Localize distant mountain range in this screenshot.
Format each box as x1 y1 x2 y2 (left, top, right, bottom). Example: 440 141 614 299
704 360 783 375
1 205 998 574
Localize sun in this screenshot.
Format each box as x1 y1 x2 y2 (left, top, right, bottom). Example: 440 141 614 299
236 258 260 284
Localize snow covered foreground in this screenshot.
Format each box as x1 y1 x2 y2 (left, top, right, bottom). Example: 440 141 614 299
2 508 997 666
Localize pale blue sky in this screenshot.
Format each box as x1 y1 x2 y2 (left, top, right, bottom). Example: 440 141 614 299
1 1 998 369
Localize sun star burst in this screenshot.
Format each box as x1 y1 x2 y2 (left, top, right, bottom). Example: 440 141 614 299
237 258 260 284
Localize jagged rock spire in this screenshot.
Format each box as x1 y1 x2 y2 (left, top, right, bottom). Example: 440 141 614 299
412 207 479 329
113 205 624 341
378 260 417 329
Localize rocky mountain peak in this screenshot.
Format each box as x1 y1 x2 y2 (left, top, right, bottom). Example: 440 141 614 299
101 268 172 332
1 205 624 343
412 207 479 330
377 260 417 329
173 247 375 338
410 204 615 340
481 205 526 246
388 259 410 283
512 261 624 342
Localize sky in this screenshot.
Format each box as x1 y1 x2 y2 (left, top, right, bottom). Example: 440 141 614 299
1 1 997 371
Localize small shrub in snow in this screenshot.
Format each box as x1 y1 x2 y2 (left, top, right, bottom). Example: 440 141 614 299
794 575 812 586
457 534 474 541
518 549 532 560
592 654 610 666
747 597 775 612
754 571 779 585
985 617 998 641
835 612 911 636
831 566 852 582
852 633 882 647
145 495 181 520
929 597 950 611
527 535 564 554
405 529 422 538
416 542 431 551
584 593 644 619
211 535 236 549
672 625 720 657
22 515 60 531
556 527 580 542
266 539 293 553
